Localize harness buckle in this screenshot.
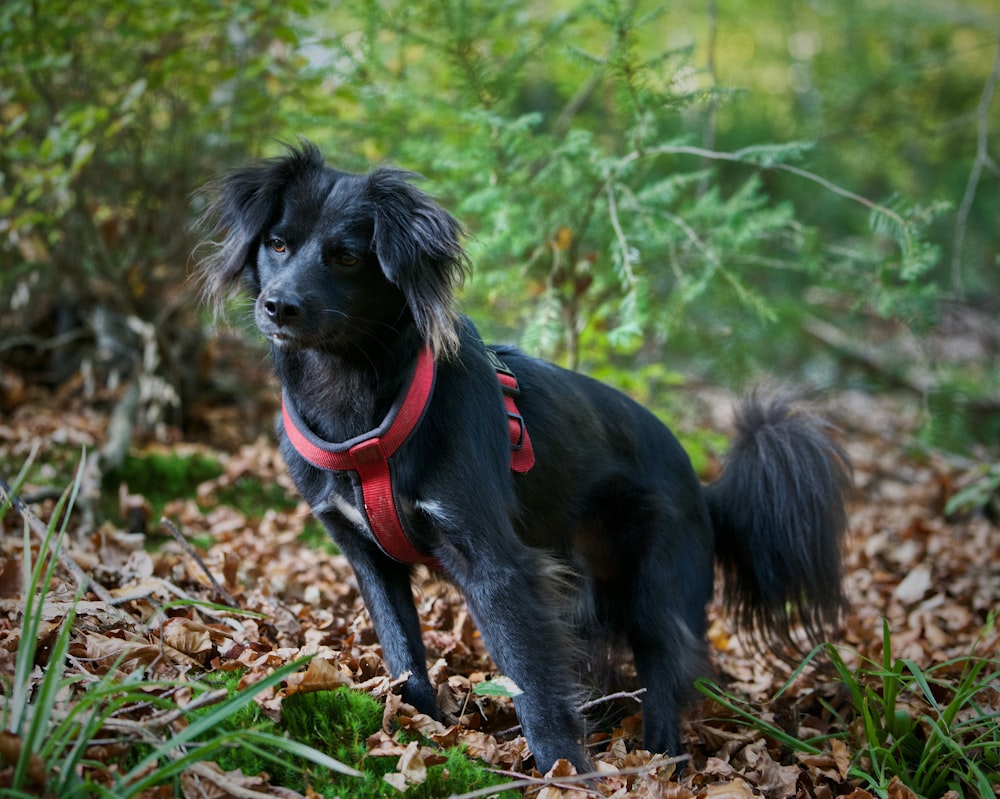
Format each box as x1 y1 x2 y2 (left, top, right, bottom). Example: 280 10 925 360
349 437 386 467
507 410 526 450
487 348 519 392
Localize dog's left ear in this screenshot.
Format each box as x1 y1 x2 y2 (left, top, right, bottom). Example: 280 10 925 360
195 142 326 312
366 168 469 360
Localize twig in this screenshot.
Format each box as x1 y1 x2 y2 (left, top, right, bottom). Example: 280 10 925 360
698 0 719 197
951 28 1000 298
494 688 647 738
604 181 638 290
160 517 239 607
182 761 278 799
578 687 646 713
102 688 231 732
448 755 689 799
616 142 914 253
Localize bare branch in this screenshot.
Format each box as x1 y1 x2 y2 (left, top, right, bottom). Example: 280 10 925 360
951 29 1000 298
618 143 916 255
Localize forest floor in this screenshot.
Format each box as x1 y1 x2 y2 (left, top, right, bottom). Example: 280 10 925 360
0 341 997 798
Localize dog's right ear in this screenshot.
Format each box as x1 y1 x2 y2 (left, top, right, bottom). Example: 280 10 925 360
195 142 324 310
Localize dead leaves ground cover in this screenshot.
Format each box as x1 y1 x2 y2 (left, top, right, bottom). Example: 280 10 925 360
0 376 997 798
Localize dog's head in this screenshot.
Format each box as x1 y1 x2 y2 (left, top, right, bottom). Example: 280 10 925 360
197 141 468 359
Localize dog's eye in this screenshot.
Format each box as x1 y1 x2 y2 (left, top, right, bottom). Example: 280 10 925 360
335 253 360 268
268 238 287 254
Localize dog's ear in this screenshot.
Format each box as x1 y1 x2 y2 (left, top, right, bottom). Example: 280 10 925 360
366 168 469 360
196 142 325 310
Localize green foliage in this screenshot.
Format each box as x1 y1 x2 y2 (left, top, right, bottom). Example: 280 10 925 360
825 617 1000 798
945 461 1000 517
284 0 969 385
3 0 996 454
0 0 324 401
212 474 300 517
698 617 1000 799
188 687 378 793
281 689 385 763
0 0 318 296
474 677 525 700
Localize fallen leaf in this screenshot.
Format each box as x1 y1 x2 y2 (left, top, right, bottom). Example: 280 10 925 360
886 776 919 799
894 564 932 604
160 618 214 661
831 738 851 779
396 740 428 786
283 656 351 694
0 731 47 787
703 777 757 797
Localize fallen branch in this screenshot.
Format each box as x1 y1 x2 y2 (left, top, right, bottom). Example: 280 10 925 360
578 687 646 713
951 29 1000 296
496 688 648 738
450 754 690 799
160 517 239 607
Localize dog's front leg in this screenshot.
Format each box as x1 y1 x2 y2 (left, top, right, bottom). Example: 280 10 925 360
331 531 438 717
443 546 589 773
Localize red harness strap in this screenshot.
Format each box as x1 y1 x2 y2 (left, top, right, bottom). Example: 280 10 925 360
487 348 535 473
281 346 533 568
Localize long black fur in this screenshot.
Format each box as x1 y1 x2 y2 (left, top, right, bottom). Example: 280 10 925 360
196 141 851 772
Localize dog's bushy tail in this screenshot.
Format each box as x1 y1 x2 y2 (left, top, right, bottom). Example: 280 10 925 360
706 394 852 652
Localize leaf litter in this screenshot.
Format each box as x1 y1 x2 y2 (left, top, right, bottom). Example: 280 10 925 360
0 380 997 797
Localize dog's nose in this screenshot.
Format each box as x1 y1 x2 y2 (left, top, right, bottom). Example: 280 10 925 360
263 295 301 326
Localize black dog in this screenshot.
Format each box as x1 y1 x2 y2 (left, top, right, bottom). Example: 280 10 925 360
197 141 850 772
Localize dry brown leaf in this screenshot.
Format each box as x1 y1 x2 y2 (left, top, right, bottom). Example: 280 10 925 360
0 558 21 599
78 632 163 667
6 385 999 798
885 776 919 799
395 740 428 786
396 711 448 739
536 785 590 799
283 656 351 695
893 564 932 604
382 772 407 792
753 748 799 798
830 738 851 780
703 777 758 798
160 618 215 661
0 731 47 788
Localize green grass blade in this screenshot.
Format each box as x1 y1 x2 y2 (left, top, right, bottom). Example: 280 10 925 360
237 729 363 777
119 657 333 794
694 678 823 754
9 454 87 789
901 659 942 716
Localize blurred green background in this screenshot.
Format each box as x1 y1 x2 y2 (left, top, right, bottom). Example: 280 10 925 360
1 0 997 449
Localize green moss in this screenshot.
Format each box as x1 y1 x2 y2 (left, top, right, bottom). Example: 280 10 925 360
281 688 384 765
103 451 223 522
298 517 339 555
408 749 509 799
214 475 299 517
188 684 508 798
116 451 223 500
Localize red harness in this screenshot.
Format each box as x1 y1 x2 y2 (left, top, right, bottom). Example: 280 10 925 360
281 346 534 568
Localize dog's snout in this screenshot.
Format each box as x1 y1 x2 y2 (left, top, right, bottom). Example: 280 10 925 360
263 294 302 326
